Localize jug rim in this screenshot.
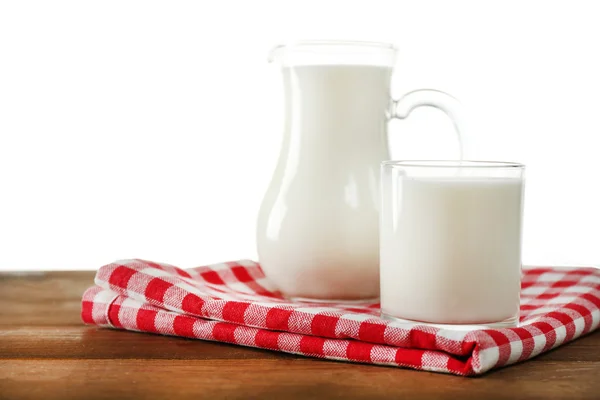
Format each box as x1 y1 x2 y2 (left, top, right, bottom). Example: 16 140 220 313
269 40 398 66
271 40 396 51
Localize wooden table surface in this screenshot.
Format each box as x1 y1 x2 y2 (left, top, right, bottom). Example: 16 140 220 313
1 272 599 400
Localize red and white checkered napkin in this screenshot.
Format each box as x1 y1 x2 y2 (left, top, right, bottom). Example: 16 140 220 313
81 259 600 376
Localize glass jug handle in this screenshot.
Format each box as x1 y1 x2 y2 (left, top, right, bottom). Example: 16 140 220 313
392 89 467 160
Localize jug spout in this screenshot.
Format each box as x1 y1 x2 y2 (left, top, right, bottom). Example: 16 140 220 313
268 44 284 64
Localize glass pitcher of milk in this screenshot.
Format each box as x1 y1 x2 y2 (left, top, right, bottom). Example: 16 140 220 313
257 41 464 301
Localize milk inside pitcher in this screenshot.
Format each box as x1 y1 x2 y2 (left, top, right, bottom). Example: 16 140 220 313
256 41 463 301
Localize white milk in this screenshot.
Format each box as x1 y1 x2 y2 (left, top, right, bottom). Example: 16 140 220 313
380 176 523 325
257 65 392 300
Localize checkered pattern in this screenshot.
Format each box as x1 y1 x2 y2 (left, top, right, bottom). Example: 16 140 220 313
81 259 600 376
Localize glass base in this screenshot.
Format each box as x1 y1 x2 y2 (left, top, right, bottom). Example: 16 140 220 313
380 313 519 330
289 296 379 305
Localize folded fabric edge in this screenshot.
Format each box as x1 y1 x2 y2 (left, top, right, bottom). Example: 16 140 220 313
80 285 478 376
89 262 483 359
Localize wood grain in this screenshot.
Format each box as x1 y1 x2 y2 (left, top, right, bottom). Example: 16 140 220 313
1 271 599 400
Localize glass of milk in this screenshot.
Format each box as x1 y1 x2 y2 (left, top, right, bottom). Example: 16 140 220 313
380 161 525 328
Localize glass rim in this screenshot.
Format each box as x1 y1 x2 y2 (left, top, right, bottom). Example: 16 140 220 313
381 160 525 169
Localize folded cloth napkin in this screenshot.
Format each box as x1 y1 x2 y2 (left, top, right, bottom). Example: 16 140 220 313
82 259 600 376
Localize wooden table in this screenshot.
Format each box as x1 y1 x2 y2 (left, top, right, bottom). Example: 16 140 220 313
1 272 599 400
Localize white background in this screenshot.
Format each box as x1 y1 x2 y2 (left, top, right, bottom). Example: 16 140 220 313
0 0 598 271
